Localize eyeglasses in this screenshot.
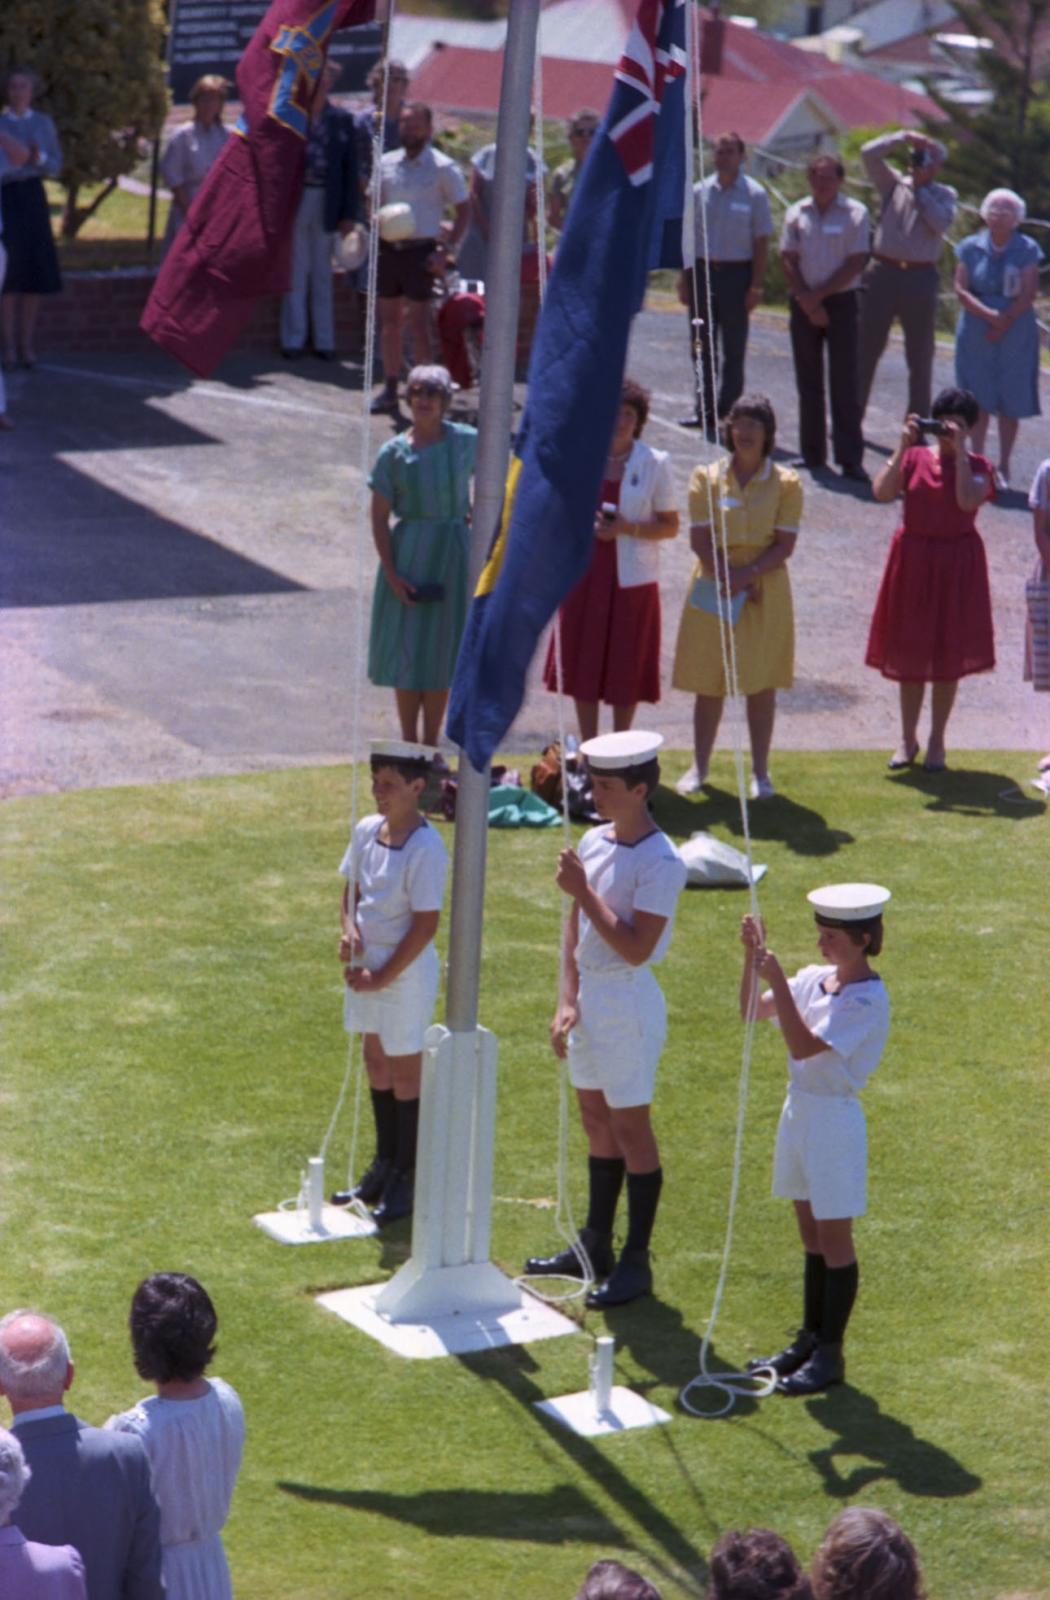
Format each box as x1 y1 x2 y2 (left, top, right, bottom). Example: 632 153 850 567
571 126 596 138
407 383 446 399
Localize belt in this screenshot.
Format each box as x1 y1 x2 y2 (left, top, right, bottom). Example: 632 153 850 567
872 254 935 271
696 258 750 269
381 236 436 253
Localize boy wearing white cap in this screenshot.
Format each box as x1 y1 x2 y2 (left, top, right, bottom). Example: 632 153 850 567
526 731 687 1307
740 883 891 1393
330 741 448 1224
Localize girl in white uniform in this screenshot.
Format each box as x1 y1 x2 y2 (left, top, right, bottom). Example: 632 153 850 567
740 883 891 1394
525 731 687 1308
330 740 448 1225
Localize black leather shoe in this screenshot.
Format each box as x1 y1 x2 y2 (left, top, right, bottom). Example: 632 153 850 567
281 347 304 360
524 1227 614 1280
373 1168 414 1226
746 1328 817 1377
369 389 400 414
330 1155 391 1207
840 463 871 484
777 1340 845 1395
585 1248 652 1309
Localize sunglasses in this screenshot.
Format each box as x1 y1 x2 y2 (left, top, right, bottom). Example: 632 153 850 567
571 126 596 138
408 383 446 398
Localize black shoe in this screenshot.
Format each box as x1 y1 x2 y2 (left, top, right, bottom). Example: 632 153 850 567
313 348 338 361
330 1155 391 1208
777 1340 845 1395
746 1328 817 1377
524 1227 614 1280
788 456 827 473
373 1167 414 1226
839 463 871 484
585 1248 652 1309
370 389 400 414
281 347 304 360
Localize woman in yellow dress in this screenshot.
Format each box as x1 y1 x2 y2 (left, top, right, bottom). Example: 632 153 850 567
672 395 802 800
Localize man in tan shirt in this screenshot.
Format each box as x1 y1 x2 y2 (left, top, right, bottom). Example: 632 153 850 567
858 129 956 423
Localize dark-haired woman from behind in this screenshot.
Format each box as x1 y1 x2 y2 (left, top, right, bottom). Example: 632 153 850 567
811 1509 925 1600
866 386 995 772
708 1528 813 1600
106 1273 245 1600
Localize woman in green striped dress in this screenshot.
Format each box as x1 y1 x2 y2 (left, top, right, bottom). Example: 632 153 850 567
367 365 477 745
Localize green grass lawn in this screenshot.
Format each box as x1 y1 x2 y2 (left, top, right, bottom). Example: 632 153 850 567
2 754 1047 1599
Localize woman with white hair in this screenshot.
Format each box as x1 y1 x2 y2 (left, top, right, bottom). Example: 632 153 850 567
954 187 1042 489
367 364 477 744
0 1426 86 1598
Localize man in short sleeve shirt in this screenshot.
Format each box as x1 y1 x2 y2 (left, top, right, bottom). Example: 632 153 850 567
678 132 772 433
781 155 870 481
858 129 957 421
370 102 469 414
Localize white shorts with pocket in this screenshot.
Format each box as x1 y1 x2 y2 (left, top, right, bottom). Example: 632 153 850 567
568 967 667 1108
772 1088 867 1219
343 942 439 1056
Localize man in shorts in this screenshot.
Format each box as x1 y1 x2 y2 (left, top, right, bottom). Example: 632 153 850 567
370 102 469 415
525 732 687 1307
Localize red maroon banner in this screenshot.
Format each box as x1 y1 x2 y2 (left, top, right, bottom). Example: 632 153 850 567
143 0 375 376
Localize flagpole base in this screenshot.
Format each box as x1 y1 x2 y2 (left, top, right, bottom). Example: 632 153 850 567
317 1274 577 1359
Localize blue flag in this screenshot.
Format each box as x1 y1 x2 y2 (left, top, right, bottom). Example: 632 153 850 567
446 0 688 771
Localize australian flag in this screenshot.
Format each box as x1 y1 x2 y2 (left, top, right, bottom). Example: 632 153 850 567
447 0 688 771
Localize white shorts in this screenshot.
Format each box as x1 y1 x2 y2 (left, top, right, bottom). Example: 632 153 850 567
343 942 439 1056
772 1089 867 1219
568 967 666 1109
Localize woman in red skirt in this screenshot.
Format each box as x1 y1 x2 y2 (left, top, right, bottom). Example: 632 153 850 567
544 379 679 740
866 387 995 771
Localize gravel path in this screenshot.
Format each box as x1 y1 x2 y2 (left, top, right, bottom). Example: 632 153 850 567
1 307 1045 798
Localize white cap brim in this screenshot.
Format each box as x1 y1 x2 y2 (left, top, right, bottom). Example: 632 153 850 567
369 739 437 763
580 731 664 770
807 882 891 921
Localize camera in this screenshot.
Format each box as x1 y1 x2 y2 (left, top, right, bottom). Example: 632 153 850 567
909 146 929 169
915 418 947 439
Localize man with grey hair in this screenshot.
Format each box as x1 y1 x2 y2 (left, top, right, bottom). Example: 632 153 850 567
858 128 957 422
0 1423 87 1597
0 1311 162 1600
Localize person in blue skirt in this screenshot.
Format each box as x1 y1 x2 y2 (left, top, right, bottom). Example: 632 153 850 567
0 67 62 370
954 188 1042 491
367 364 476 746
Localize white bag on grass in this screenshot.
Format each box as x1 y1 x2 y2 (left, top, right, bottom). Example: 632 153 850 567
680 831 767 887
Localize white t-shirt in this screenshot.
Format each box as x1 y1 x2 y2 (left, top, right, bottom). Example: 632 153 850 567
575 826 687 974
339 815 448 950
375 143 468 241
780 964 890 1096
1028 458 1050 511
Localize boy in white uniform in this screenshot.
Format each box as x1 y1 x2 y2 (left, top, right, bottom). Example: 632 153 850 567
526 732 687 1308
330 740 448 1225
740 882 891 1394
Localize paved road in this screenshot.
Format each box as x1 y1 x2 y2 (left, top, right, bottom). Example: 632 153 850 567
1 309 1044 797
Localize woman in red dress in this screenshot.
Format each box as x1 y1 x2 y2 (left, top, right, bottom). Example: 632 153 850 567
543 379 679 741
866 387 995 771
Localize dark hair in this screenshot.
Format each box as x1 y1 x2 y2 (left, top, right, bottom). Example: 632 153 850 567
129 1273 217 1384
930 387 978 427
709 1529 813 1600
576 1559 662 1600
587 757 660 798
726 394 776 457
400 100 432 127
370 754 430 786
714 130 745 154
808 155 845 180
367 58 409 90
815 913 884 958
620 379 651 438
812 1509 925 1600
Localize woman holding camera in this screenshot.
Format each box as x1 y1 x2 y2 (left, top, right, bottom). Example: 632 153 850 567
543 379 678 741
865 387 995 771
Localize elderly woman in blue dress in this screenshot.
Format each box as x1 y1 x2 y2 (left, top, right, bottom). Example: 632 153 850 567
954 188 1042 491
0 67 62 370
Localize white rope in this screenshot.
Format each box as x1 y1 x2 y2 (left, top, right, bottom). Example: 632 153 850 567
516 34 595 1307
677 3 776 1418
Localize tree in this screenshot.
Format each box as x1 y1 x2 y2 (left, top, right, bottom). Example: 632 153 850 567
931 0 1050 222
0 0 168 237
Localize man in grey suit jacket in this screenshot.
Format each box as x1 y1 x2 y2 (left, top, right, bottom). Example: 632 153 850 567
0 1310 164 1600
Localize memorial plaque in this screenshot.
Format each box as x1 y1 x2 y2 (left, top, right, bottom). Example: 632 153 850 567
168 1 382 103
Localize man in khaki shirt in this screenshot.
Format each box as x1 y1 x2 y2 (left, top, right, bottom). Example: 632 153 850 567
858 129 956 422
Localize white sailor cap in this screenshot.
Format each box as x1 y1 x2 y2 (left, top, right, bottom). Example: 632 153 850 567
807 883 891 922
369 738 437 764
378 201 416 242
580 731 664 769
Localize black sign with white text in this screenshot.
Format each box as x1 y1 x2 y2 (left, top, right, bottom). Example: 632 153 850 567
167 1 382 103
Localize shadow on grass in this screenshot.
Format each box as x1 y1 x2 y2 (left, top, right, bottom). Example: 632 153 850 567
888 765 1047 820
597 1295 760 1422
276 1479 627 1545
804 1386 982 1499
652 783 854 857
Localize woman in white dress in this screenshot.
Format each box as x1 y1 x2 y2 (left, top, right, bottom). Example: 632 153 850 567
107 1273 245 1600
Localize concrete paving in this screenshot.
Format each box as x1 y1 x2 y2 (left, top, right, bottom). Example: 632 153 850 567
1 309 1045 797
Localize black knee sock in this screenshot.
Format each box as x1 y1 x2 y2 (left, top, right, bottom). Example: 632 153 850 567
624 1166 663 1253
393 1096 419 1174
370 1088 397 1164
585 1156 625 1235
821 1261 859 1345
804 1251 827 1336
383 374 398 397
